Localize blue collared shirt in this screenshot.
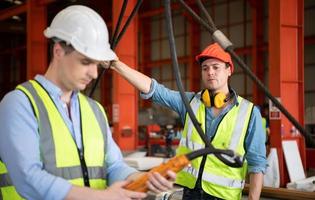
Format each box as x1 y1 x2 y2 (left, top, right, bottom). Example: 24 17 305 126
141 79 266 173
0 75 137 200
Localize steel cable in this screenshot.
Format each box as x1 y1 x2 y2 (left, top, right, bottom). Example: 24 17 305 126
89 0 143 97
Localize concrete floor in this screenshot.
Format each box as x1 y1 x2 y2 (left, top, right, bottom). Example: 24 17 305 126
242 196 279 200
145 190 281 200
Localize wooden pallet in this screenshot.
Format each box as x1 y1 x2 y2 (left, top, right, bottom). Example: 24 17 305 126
243 185 315 200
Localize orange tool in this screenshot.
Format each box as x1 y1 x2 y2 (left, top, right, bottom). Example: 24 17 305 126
125 148 236 192
125 154 189 192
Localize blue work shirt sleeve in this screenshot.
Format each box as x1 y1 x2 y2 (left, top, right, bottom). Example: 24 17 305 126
105 125 138 185
0 91 71 200
245 106 267 174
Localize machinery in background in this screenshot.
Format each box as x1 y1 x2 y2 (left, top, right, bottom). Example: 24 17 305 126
138 124 181 158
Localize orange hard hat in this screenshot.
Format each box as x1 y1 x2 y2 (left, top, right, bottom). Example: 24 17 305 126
195 43 234 73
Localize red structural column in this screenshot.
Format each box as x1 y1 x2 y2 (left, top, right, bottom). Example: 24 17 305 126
186 11 201 92
139 6 152 108
26 0 47 79
269 0 305 186
101 70 113 119
251 0 265 105
112 0 138 150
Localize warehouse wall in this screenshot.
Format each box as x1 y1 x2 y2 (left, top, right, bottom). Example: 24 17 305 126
0 0 314 126
127 0 314 151
141 0 267 100
139 0 314 126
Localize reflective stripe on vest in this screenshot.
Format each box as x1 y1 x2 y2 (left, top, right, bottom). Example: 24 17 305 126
0 174 24 200
179 138 204 151
185 98 203 148
180 94 206 152
181 166 245 189
0 149 25 200
228 99 251 151
0 173 12 187
262 117 267 133
176 95 253 199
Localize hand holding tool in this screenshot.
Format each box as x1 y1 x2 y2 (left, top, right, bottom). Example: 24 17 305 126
125 148 238 192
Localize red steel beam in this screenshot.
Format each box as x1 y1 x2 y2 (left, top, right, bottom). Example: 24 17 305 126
112 0 138 151
26 0 47 79
139 0 197 19
101 70 113 120
269 0 305 187
140 15 152 108
99 4 114 126
306 148 315 169
186 5 200 92
37 0 57 6
251 0 265 105
0 4 27 21
144 56 190 68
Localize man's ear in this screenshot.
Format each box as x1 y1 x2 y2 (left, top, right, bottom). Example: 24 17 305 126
228 67 232 77
53 43 65 59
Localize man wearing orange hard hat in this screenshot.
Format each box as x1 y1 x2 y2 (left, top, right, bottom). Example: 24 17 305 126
112 43 266 200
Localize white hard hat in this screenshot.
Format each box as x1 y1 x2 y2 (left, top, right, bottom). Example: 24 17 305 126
44 5 116 61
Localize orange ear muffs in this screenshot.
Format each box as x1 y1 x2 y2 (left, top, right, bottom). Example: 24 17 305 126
201 89 232 108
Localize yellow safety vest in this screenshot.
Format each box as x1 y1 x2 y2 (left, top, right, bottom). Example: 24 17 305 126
262 117 267 133
0 80 108 199
0 162 23 200
176 94 253 200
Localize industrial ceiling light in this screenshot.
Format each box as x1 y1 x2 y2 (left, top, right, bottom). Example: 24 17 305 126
12 15 21 21
4 0 22 5
14 0 22 5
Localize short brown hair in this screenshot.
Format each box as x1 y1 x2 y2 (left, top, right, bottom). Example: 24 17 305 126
48 38 75 61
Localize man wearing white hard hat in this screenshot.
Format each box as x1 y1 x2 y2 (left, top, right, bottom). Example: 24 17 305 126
0 5 175 200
